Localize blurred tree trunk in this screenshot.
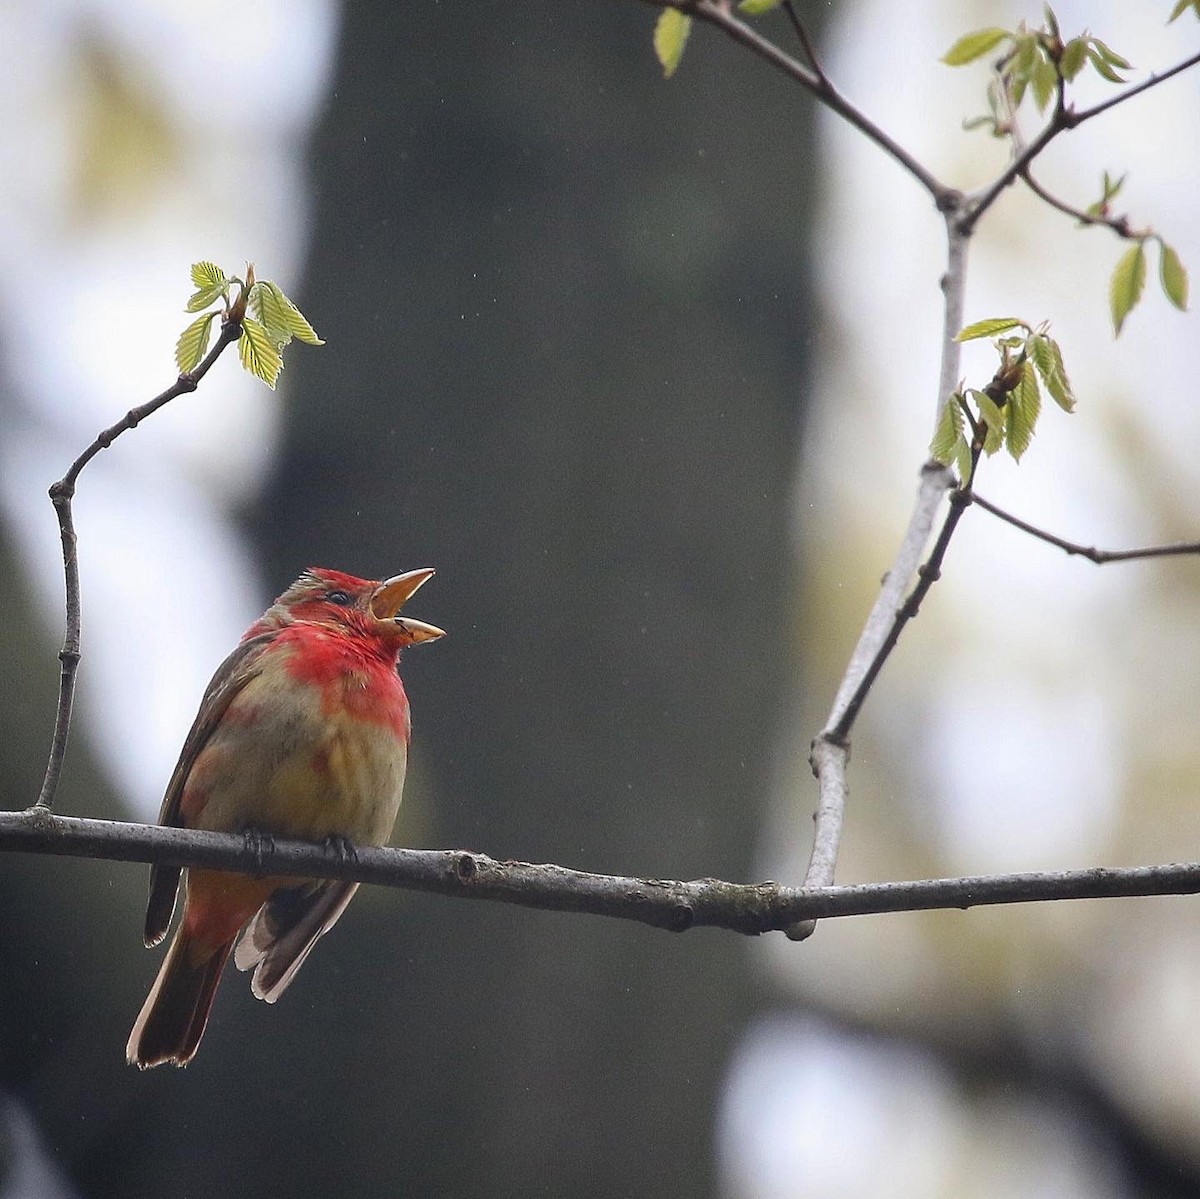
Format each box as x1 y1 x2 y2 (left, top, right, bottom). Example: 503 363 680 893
251 3 821 1195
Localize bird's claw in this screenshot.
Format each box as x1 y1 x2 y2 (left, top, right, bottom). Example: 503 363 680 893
242 827 275 874
322 834 358 862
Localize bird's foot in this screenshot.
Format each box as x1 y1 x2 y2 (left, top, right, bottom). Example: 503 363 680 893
322 834 358 862
242 827 276 874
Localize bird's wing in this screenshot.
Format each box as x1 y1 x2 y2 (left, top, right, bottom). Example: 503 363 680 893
233 878 360 1002
143 632 276 947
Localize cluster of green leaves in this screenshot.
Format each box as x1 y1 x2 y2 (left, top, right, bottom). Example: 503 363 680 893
945 6 1130 129
175 262 323 389
931 319 1076 482
946 11 1190 336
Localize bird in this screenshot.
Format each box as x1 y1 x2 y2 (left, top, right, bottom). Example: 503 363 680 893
126 566 443 1069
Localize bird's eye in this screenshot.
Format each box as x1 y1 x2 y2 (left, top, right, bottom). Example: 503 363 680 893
325 590 353 606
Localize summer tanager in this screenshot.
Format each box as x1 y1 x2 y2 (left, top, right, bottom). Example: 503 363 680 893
127 566 443 1068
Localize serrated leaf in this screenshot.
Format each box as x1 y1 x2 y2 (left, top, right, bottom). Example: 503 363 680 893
1110 242 1147 335
1159 241 1189 310
654 9 692 78
239 317 283 388
190 261 226 290
175 311 217 375
930 395 964 463
972 389 1006 456
942 27 1009 66
1086 45 1126 83
262 281 324 345
1059 37 1088 81
737 0 780 13
1031 50 1058 110
1006 360 1041 460
185 283 227 313
249 282 291 348
1029 334 1075 412
956 317 1023 341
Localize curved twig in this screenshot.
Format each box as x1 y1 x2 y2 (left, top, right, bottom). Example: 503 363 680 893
34 318 243 812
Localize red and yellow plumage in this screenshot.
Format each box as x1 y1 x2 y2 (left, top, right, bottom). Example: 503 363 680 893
127 567 443 1069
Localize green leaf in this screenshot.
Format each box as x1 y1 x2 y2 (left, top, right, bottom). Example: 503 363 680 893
190 261 226 290
175 311 217 375
1029 333 1075 412
1042 5 1060 38
1006 360 1042 460
185 284 228 313
1059 37 1088 81
1086 44 1127 83
262 281 324 345
654 9 692 78
1031 49 1058 111
1159 241 1189 310
1110 241 1147 335
954 436 975 488
930 394 964 463
1168 0 1200 21
956 317 1024 341
738 0 780 13
1102 170 1125 201
239 317 283 388
942 27 1009 66
1013 34 1037 78
1089 37 1131 70
972 389 1006 456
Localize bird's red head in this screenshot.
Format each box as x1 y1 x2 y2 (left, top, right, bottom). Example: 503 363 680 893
249 567 445 647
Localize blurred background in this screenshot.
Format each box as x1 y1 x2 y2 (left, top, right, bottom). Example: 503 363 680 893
1 1 1198 1196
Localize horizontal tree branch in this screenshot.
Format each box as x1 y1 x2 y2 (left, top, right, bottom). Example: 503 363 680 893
5 808 1200 934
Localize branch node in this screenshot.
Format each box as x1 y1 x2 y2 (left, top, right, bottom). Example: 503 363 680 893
668 901 695 932
454 851 478 882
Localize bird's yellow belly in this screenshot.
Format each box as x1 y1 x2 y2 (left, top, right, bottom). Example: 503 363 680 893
188 670 408 849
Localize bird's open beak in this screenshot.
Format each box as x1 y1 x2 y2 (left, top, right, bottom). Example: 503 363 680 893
370 569 445 644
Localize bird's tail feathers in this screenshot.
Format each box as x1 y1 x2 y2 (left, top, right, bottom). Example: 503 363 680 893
235 880 359 1003
127 929 234 1069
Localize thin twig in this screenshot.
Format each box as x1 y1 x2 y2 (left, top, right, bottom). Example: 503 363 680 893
34 318 243 813
685 1 956 207
962 49 1200 234
1067 48 1200 127
1018 169 1139 236
973 493 1200 564
4 809 1200 930
831 478 976 745
780 1 825 84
